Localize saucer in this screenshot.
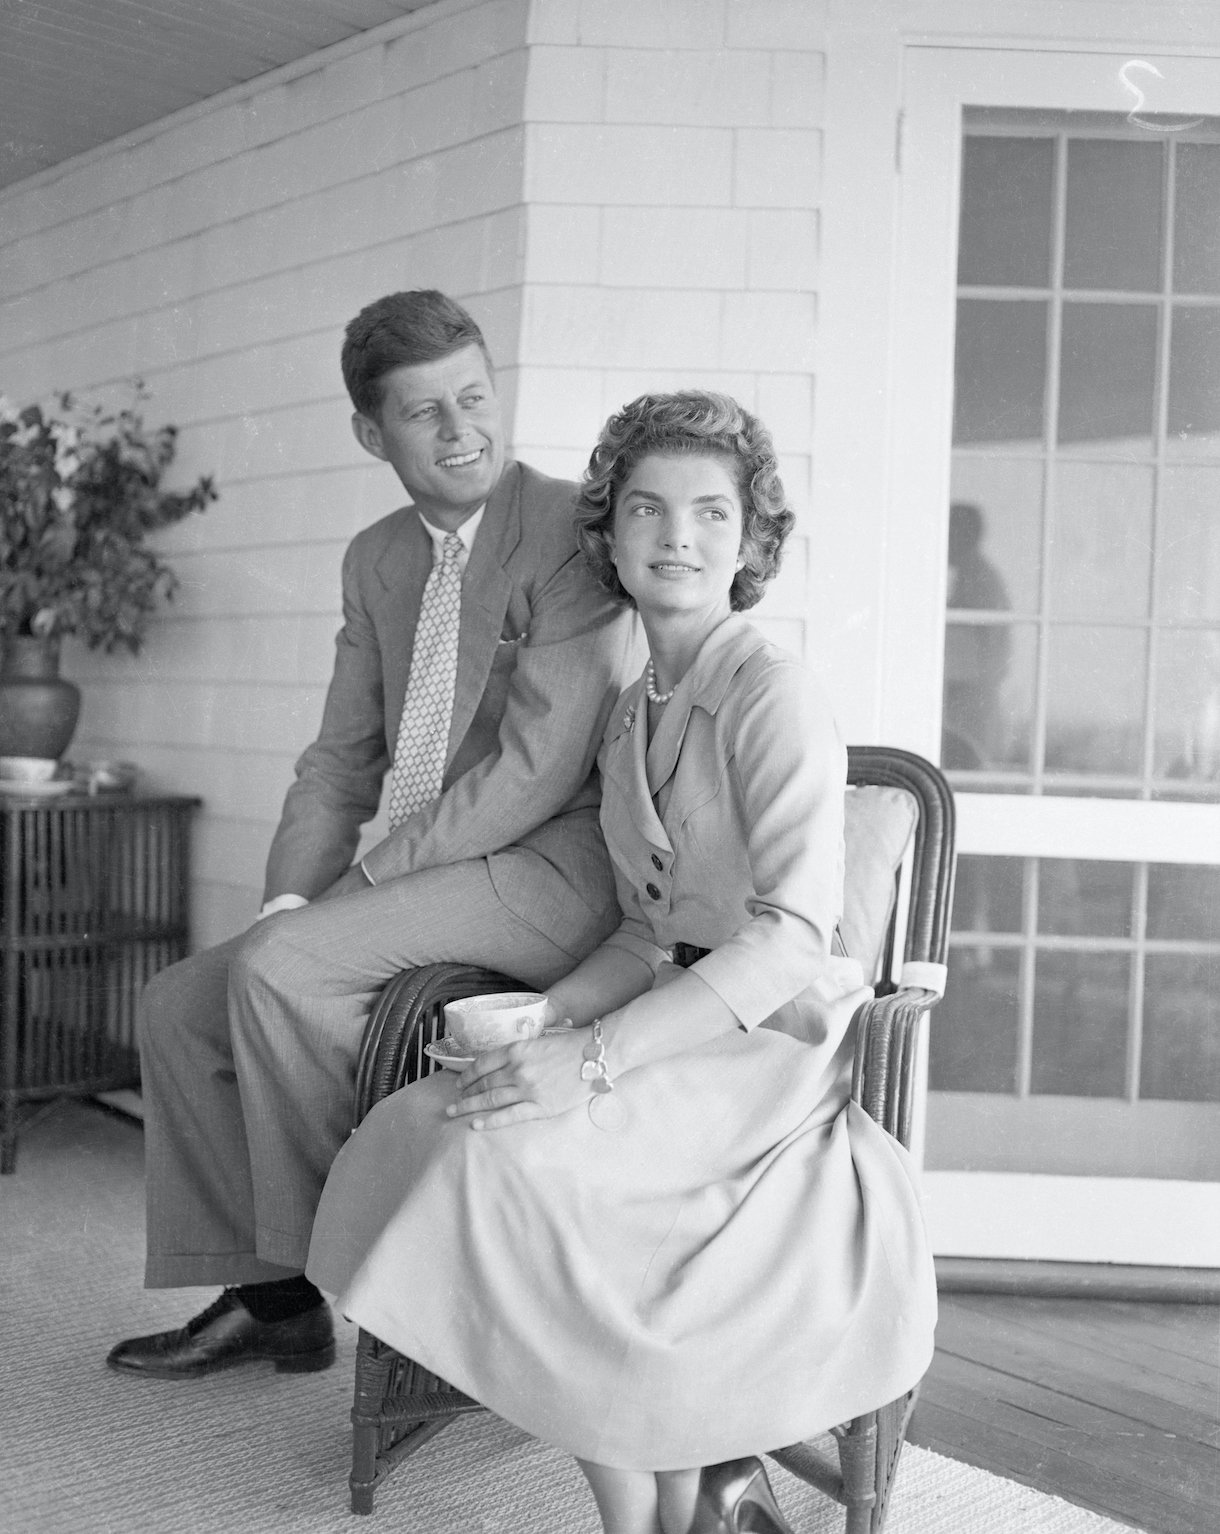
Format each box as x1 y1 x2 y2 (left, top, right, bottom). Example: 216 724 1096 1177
425 1027 570 1072
0 779 74 798
424 1041 476 1072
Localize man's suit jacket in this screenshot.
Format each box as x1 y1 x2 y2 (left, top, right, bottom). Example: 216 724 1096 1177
263 461 640 947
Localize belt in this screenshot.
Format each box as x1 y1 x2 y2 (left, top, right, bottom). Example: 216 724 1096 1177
670 942 710 968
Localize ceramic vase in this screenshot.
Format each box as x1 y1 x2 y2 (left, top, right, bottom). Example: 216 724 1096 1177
0 635 82 761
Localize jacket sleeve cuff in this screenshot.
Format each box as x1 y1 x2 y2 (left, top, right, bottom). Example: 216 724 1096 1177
601 929 671 977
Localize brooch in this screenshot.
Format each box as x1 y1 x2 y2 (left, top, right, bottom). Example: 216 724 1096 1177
622 704 636 733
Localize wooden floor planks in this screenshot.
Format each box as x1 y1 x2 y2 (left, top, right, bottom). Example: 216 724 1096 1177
933 1301 1219 1441
909 1294 1220 1534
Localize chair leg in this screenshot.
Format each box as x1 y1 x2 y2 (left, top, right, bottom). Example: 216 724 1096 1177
351 1419 452 1514
349 1329 473 1514
350 1472 376 1517
834 1414 878 1533
869 1391 917 1533
833 1390 918 1534
350 1333 395 1514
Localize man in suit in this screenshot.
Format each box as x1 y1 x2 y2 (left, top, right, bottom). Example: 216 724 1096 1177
107 290 639 1379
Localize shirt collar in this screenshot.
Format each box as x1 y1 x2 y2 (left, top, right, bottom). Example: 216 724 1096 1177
417 504 485 565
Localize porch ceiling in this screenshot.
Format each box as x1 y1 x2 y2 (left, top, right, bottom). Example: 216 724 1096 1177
0 0 439 193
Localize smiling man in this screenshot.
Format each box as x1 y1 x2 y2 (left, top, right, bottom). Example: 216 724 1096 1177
107 291 639 1380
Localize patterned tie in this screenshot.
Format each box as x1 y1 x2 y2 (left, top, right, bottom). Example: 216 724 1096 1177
387 532 463 829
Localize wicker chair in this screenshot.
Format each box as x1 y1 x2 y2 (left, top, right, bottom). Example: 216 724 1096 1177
346 745 955 1530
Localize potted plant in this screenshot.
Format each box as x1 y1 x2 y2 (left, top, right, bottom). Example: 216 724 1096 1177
0 386 217 762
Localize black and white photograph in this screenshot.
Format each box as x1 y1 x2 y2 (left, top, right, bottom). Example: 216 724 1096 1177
1 3 1216 1531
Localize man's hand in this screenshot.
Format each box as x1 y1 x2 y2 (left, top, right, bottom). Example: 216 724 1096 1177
445 1029 592 1131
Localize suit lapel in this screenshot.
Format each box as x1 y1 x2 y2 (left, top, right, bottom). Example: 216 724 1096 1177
372 510 432 728
603 682 673 856
446 463 519 761
631 689 674 851
645 690 693 800
644 615 768 805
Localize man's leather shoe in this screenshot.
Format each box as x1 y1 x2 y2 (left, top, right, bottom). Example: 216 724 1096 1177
106 1289 335 1379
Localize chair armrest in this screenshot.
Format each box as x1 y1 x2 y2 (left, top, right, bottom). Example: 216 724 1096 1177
353 962 525 1126
850 987 941 1149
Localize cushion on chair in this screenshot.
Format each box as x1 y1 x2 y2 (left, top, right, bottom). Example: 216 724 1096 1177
840 786 917 979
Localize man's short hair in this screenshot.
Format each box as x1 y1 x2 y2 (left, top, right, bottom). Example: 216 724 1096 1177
341 290 493 419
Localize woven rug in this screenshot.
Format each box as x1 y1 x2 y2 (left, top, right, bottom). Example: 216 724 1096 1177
0 1103 1143 1534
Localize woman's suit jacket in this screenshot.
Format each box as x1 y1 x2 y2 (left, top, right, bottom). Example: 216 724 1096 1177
598 614 864 1086
263 461 640 951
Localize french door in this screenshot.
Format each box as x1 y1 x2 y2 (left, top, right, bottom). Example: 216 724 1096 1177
893 47 1220 1265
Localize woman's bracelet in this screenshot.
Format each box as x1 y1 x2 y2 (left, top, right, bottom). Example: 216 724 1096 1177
579 1018 615 1095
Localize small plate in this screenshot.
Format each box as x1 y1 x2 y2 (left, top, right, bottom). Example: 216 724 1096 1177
424 1041 475 1072
425 1027 571 1073
0 778 74 797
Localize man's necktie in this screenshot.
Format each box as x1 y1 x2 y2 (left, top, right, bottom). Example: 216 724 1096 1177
387 532 463 829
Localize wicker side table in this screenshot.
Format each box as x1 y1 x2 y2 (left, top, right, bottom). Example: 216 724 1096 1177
0 792 199 1173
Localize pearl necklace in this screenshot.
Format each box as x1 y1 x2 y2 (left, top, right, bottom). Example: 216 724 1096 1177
645 660 675 705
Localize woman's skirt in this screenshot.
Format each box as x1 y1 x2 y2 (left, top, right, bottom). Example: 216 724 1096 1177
307 1025 936 1470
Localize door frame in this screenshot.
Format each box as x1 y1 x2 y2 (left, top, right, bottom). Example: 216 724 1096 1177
836 33 1220 1264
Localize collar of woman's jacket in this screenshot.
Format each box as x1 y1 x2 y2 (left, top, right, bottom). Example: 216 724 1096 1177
601 612 775 806
603 612 769 750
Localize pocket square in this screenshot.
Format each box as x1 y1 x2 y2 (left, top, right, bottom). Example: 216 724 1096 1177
497 631 529 646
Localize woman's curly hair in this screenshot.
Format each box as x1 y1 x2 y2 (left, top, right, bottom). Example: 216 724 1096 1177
574 391 795 611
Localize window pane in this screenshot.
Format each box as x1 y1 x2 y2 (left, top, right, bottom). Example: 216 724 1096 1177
1147 863 1220 941
1157 466 1220 621
954 299 1047 448
1064 140 1163 292
1167 306 1220 456
943 620 1036 771
1153 628 1220 785
1141 954 1220 1102
1045 625 1147 775
1038 859 1133 938
949 459 1042 611
958 136 1055 288
1174 143 1220 295
951 854 1024 935
931 947 1020 1092
1031 951 1129 1096
1049 462 1152 619
1058 302 1157 454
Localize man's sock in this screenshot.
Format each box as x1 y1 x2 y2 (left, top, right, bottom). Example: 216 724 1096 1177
234 1275 324 1322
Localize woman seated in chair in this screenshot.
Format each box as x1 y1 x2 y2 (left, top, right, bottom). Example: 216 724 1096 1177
308 391 937 1534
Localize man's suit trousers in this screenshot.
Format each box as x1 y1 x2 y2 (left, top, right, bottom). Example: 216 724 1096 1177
140 851 617 1287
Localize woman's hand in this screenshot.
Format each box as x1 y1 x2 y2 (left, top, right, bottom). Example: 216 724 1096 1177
445 1027 592 1131
541 994 574 1030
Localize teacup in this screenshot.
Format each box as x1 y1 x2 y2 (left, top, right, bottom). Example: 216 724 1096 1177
0 756 58 783
443 992 549 1053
